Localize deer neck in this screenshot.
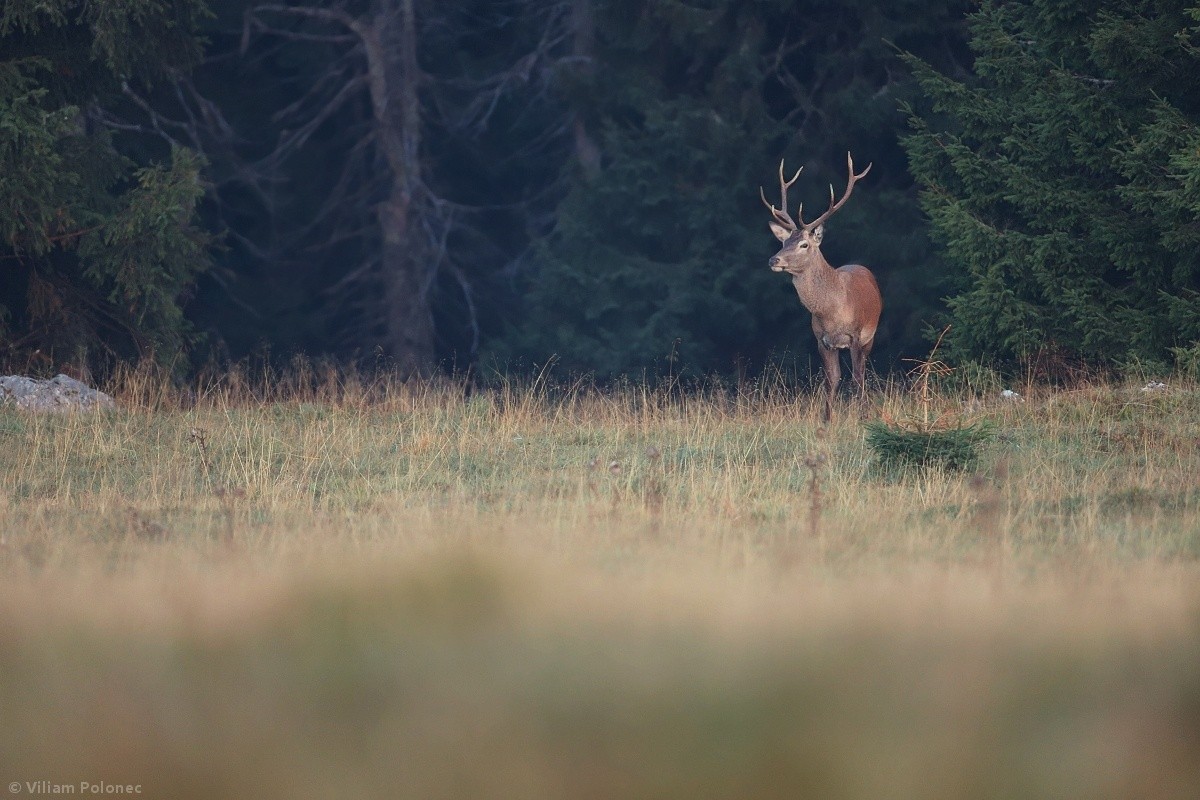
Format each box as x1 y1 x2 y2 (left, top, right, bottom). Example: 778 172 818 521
790 251 842 317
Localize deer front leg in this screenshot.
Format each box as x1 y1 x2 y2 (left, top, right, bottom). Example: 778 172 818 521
818 342 841 422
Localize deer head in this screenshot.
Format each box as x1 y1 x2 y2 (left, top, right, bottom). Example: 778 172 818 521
761 152 871 275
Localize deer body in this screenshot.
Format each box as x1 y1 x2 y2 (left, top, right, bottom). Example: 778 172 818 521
762 153 882 420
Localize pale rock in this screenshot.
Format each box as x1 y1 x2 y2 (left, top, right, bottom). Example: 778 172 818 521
0 374 116 413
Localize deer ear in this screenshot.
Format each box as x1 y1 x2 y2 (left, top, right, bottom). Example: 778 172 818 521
810 224 824 245
768 221 791 242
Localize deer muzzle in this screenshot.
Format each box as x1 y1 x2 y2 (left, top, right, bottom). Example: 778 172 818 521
768 255 785 271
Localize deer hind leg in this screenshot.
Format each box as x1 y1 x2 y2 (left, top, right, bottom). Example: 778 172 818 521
849 338 874 418
850 338 873 398
819 343 841 422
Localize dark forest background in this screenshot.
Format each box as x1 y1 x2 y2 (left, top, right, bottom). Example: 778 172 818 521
2 0 1198 384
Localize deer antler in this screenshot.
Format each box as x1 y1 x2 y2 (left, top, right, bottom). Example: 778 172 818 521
759 159 803 232
803 151 871 231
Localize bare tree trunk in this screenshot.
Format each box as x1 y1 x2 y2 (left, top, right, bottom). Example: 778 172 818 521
377 192 435 377
571 0 601 178
362 0 435 376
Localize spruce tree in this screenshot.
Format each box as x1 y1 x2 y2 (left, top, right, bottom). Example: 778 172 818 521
0 0 211 374
903 0 1200 373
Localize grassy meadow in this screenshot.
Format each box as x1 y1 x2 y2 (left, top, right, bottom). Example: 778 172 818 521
2 369 1200 798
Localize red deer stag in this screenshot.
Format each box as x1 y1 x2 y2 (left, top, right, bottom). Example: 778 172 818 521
761 152 882 421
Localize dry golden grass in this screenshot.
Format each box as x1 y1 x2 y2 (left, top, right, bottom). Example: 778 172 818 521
1 369 1198 798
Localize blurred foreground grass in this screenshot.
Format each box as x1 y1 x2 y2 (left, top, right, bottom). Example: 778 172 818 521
1 371 1199 798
